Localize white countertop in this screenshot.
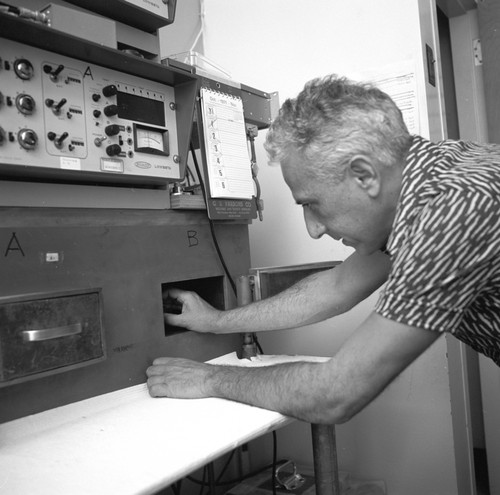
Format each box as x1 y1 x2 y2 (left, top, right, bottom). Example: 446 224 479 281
0 353 325 495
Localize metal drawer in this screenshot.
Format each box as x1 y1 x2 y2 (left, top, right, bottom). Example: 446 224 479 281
0 290 105 386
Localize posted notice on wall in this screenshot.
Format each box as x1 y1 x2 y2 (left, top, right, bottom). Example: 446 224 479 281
353 63 419 135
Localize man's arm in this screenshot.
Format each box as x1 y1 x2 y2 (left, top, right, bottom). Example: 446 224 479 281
147 312 441 424
164 250 391 334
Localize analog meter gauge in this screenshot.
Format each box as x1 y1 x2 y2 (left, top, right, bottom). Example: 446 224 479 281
134 124 169 156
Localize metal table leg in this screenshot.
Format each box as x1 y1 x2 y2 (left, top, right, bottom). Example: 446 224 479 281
311 423 340 495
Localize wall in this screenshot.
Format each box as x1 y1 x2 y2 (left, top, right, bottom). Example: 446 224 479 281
159 0 203 58
449 9 500 494
201 1 460 494
477 0 500 144
449 9 488 142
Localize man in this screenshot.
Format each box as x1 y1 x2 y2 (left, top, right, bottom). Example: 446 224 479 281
147 75 500 425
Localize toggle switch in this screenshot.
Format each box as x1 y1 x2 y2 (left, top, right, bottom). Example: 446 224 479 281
43 63 65 82
52 98 67 115
54 132 69 149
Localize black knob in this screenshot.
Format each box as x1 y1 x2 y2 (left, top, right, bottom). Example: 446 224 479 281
104 124 120 137
92 93 101 102
103 104 118 117
106 144 122 156
93 109 101 118
102 85 118 97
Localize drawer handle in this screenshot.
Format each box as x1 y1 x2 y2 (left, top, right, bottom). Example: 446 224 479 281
22 323 82 342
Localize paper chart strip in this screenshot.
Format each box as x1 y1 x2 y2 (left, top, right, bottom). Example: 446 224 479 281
200 87 254 199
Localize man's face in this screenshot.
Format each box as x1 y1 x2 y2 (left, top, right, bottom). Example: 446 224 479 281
281 153 396 255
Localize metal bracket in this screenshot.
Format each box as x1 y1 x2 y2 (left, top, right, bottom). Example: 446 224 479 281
275 460 306 491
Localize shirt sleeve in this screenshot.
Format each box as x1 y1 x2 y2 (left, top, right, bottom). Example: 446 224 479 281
375 188 500 332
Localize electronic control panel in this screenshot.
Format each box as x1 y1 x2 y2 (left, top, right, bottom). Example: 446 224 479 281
0 39 181 185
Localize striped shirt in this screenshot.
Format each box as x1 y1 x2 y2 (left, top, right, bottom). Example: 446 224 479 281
375 135 500 365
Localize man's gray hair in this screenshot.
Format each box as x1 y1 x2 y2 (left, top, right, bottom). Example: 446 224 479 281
264 75 412 183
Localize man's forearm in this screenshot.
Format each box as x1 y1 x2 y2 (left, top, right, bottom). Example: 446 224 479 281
211 270 341 333
211 250 390 334
205 360 346 423
204 311 439 424
148 312 440 424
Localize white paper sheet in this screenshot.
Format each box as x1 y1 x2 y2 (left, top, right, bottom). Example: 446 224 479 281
353 62 419 134
200 87 254 199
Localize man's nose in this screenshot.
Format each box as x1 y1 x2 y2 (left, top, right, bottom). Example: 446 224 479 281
304 209 326 239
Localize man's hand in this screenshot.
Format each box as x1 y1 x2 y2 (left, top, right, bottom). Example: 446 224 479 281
163 288 221 332
146 357 212 399
146 313 441 424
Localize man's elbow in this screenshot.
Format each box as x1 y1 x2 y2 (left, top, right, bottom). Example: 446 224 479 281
303 397 364 425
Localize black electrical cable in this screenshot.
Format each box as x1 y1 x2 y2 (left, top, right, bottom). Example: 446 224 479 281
272 430 278 495
186 164 197 185
185 144 276 494
170 480 182 495
0 2 47 23
0 2 18 12
256 339 264 355
215 449 236 484
198 466 206 495
185 450 235 489
247 127 263 222
189 144 264 357
190 143 237 296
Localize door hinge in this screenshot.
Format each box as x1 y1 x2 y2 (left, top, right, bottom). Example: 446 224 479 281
473 38 483 66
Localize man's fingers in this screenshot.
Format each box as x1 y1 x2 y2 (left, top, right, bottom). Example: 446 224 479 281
151 357 180 366
147 382 170 397
163 288 189 303
146 365 162 376
164 312 183 326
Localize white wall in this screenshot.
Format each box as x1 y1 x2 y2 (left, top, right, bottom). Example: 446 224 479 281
202 1 459 494
159 0 204 57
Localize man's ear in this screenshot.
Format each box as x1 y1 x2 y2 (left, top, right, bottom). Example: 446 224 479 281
347 155 380 197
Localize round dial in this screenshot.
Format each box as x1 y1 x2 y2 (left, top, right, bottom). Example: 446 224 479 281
16 94 36 115
17 129 38 150
14 59 34 80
